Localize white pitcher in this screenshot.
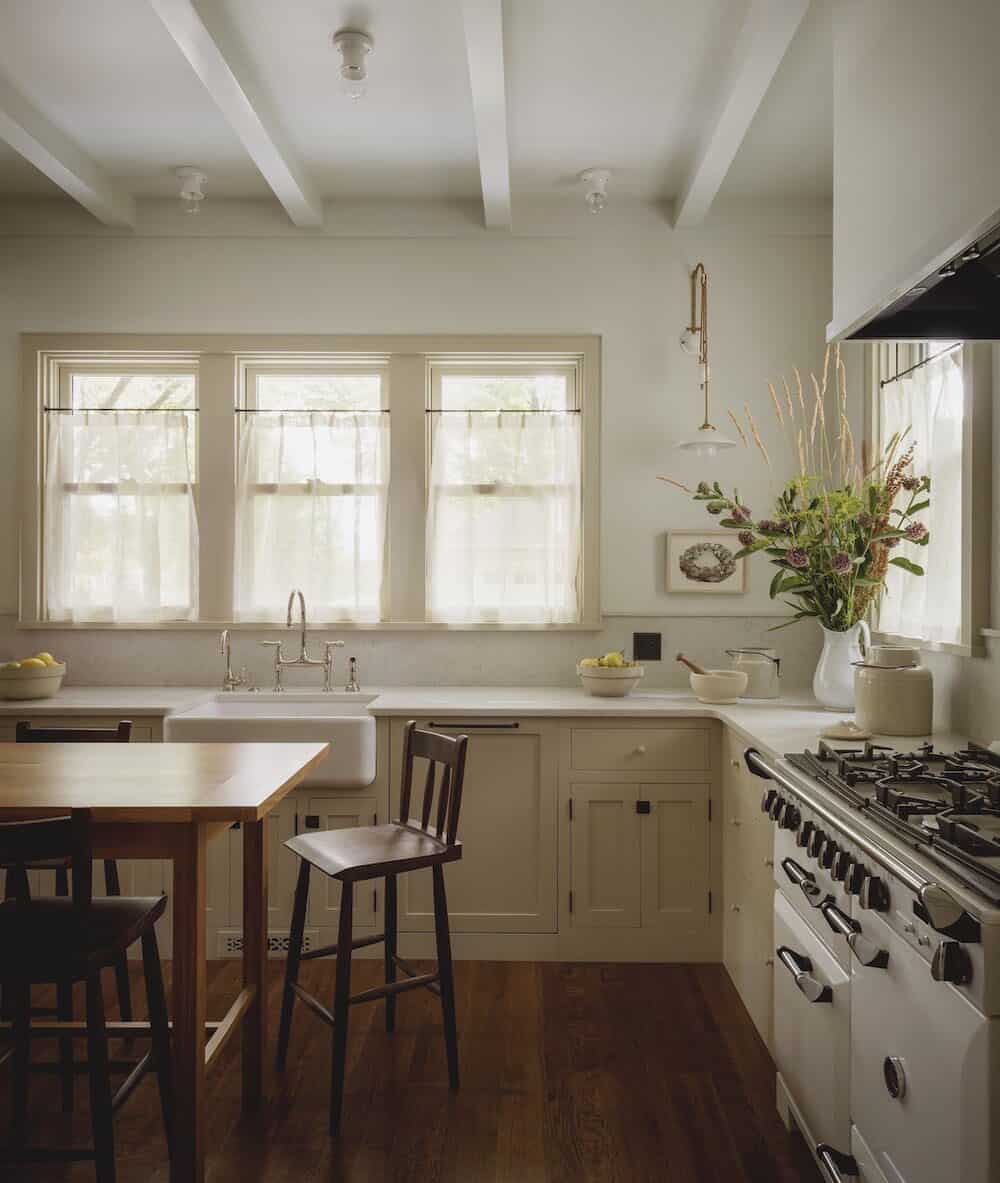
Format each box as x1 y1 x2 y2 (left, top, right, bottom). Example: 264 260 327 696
813 621 870 711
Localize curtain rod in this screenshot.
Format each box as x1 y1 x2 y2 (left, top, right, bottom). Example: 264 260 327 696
879 342 962 388
425 408 580 414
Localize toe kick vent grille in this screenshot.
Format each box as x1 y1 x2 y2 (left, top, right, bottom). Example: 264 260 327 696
217 930 318 958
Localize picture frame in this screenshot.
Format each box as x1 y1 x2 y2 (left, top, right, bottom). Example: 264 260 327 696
666 530 747 595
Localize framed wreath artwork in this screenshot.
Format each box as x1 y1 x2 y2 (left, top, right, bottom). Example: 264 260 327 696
666 530 747 595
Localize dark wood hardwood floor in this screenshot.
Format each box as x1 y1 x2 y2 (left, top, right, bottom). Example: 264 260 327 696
1 960 819 1182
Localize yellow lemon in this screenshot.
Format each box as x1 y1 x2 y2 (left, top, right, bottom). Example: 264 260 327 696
34 652 57 666
20 657 46 669
578 657 600 668
602 651 625 669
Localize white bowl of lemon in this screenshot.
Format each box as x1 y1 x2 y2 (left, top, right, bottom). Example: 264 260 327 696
0 652 66 700
576 652 644 697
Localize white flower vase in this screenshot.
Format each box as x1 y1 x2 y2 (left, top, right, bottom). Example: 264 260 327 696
813 621 871 711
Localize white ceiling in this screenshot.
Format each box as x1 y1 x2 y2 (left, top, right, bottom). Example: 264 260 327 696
0 0 833 214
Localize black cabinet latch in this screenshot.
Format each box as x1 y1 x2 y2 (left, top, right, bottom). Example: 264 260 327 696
304 815 320 829
636 800 651 815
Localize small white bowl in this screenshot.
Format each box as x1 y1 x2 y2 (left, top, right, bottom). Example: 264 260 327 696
0 661 66 700
689 669 748 704
577 665 645 698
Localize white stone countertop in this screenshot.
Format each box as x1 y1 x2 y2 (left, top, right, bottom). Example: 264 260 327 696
0 686 215 717
0 684 967 762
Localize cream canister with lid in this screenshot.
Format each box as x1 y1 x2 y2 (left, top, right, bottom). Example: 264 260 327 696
854 645 933 736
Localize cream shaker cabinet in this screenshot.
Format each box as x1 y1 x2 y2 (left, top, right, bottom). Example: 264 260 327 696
388 717 559 935
721 726 775 1051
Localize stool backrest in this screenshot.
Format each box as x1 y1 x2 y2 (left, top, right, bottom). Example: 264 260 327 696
15 720 132 744
397 721 468 846
0 810 93 913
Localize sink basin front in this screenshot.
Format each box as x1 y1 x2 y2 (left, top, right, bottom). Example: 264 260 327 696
164 692 377 787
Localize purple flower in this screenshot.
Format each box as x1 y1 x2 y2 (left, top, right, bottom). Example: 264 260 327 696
884 536 900 549
904 521 929 543
831 551 852 574
857 513 873 531
787 548 809 569
738 530 755 547
731 504 752 523
902 475 921 491
758 518 790 535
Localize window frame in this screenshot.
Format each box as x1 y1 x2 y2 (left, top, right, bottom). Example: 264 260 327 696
866 340 992 657
20 333 601 630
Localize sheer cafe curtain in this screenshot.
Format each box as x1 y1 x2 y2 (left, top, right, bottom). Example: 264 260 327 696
234 411 389 622
426 410 582 623
879 350 963 645
44 411 198 622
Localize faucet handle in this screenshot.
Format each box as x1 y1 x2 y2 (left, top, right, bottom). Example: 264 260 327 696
324 640 346 654
259 640 284 658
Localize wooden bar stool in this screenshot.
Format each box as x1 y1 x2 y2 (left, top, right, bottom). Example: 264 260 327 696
0 809 173 1182
276 720 468 1134
1 721 135 1112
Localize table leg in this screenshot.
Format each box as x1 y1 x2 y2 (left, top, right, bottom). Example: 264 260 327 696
242 818 268 1110
172 822 207 1183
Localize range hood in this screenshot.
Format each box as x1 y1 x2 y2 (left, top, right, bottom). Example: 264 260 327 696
846 220 1000 340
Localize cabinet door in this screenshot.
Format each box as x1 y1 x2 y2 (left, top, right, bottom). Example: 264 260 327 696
301 795 379 931
639 782 710 935
394 721 558 934
569 783 641 928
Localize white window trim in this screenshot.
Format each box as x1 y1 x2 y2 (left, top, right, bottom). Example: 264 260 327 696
865 341 992 658
20 333 601 631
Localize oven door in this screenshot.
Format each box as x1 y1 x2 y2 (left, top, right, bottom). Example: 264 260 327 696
773 889 850 1151
851 909 996 1183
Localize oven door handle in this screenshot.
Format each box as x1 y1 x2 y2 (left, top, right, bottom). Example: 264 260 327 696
820 899 890 968
781 857 824 907
776 945 833 1003
744 747 983 943
816 1144 860 1181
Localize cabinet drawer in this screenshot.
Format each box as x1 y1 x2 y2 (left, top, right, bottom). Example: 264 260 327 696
570 727 709 772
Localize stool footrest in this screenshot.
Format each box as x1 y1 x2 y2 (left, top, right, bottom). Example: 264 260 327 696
300 932 385 961
394 955 441 997
349 972 439 1007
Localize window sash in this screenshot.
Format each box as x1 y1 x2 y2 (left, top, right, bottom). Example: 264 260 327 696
22 337 600 628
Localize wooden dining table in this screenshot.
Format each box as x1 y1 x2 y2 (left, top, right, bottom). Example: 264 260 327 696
0 740 329 1183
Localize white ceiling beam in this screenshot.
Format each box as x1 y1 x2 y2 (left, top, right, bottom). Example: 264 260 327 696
150 0 323 228
459 0 512 230
0 76 134 227
673 0 809 228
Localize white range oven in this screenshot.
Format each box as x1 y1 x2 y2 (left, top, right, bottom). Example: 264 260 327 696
747 741 1000 1183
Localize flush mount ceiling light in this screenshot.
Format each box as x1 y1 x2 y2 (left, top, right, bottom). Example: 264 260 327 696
333 29 374 100
174 167 207 215
579 168 612 214
675 263 736 457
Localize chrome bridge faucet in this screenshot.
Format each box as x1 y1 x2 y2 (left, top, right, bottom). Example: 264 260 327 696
260 589 343 692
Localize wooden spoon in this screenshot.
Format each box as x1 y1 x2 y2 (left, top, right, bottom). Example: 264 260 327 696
676 653 708 676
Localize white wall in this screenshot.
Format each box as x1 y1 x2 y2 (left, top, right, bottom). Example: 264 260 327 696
0 197 836 685
831 0 1000 337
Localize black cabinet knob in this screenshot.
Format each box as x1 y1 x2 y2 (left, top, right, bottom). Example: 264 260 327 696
931 940 973 985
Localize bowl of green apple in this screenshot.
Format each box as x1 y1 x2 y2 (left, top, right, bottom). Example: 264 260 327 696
576 652 644 697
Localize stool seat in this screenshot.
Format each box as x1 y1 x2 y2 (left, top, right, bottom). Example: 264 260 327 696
0 895 166 984
286 822 462 882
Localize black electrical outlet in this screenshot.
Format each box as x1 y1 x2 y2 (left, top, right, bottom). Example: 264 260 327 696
633 631 662 661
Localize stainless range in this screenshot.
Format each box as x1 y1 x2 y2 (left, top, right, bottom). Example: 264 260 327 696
746 742 1000 1183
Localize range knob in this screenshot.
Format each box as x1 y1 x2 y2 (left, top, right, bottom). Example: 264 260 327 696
797 820 815 849
778 803 801 831
846 862 867 896
859 874 890 912
819 838 839 870
832 850 854 883
768 794 785 821
806 828 826 858
761 788 778 814
931 940 973 986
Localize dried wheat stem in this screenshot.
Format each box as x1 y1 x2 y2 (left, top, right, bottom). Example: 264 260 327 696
657 476 693 492
781 377 794 418
726 409 749 446
768 382 785 426
744 404 771 467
